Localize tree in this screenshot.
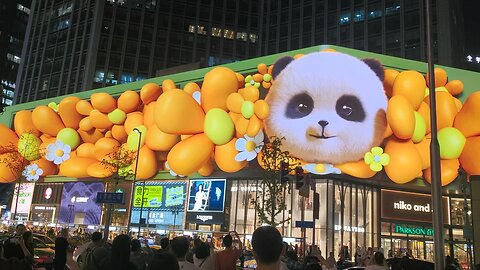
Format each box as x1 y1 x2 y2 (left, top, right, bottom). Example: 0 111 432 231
256 136 298 227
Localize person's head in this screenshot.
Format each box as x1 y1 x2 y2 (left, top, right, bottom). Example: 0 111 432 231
148 252 180 270
91 231 103 243
329 251 334 257
223 234 233 248
198 184 203 191
374 252 385 265
171 236 190 259
285 250 298 261
252 226 284 266
446 255 453 265
131 239 141 252
15 224 26 236
160 237 170 250
195 242 210 259
305 263 322 270
60 228 69 238
22 231 33 244
111 235 132 268
193 238 202 248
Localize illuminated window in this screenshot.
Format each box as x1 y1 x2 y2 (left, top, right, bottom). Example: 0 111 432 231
58 2 73 17
354 10 365 22
340 13 351 25
223 29 235 39
211 27 222 37
17 4 30 15
237 32 247 41
6 53 21 64
57 19 70 31
94 70 105 83
188 25 196 33
249 33 257 43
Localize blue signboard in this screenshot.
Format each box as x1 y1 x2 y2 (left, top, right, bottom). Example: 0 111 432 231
295 221 314 228
96 192 124 204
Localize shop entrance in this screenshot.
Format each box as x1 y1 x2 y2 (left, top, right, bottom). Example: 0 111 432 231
382 237 431 261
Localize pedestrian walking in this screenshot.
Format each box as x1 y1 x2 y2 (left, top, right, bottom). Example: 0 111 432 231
54 228 69 270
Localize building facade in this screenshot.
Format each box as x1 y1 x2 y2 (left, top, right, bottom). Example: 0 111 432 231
0 0 30 109
14 0 467 104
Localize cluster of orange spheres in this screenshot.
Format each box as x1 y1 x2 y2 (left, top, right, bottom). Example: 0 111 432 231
1 55 480 187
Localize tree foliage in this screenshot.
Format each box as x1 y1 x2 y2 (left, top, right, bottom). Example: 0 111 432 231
100 145 136 179
256 136 298 226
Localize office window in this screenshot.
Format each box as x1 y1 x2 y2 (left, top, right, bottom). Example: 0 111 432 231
340 12 351 25
385 0 400 15
353 10 365 22
368 3 382 19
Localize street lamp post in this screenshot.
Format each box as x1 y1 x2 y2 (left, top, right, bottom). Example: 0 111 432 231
126 128 142 235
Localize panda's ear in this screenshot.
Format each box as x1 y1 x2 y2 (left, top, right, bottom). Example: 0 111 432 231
362 58 385 81
272 56 295 80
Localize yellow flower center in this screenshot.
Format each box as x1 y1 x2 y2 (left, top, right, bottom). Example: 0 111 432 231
55 149 64 157
29 170 36 176
245 141 256 152
315 164 326 173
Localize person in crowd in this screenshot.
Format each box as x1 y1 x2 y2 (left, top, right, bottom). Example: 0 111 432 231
160 237 170 251
3 224 27 259
81 231 110 270
304 263 322 270
186 238 203 263
22 231 34 259
251 226 284 270
130 239 148 270
171 236 199 270
326 251 336 270
193 241 215 270
445 256 460 270
0 232 34 270
281 243 303 270
365 252 388 270
215 231 243 270
100 234 137 270
54 228 69 270
147 251 180 270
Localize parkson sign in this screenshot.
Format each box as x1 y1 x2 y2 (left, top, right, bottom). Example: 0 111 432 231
395 225 434 236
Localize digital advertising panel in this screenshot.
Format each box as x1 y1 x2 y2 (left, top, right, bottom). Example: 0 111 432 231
186 179 226 225
11 183 35 215
130 181 187 228
58 182 104 225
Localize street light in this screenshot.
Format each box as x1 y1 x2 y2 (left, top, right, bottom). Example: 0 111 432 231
126 128 142 235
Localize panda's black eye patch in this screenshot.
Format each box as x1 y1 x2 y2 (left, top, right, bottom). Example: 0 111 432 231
336 95 365 122
285 93 314 119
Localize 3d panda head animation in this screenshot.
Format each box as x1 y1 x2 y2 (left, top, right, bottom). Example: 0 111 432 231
264 52 388 165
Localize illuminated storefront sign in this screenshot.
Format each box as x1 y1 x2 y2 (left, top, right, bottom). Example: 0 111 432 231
59 182 104 225
186 179 226 225
395 225 434 236
381 190 450 224
32 184 62 205
11 183 35 214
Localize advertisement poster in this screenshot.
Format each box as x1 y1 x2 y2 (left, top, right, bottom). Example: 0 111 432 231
11 183 35 214
130 181 186 228
186 179 226 225
59 182 104 225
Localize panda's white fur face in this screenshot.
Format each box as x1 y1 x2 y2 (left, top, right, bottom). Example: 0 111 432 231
265 52 388 165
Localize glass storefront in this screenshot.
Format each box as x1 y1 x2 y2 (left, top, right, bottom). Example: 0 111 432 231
228 179 378 258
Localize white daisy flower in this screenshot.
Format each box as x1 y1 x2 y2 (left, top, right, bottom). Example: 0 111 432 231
45 140 71 165
164 161 184 177
235 130 265 162
22 164 43 182
192 91 201 104
303 163 341 175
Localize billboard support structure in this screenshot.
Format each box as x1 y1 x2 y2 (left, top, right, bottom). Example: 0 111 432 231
126 128 143 234
425 0 445 269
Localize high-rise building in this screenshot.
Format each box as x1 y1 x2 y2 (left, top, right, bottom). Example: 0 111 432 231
0 0 31 109
14 0 467 104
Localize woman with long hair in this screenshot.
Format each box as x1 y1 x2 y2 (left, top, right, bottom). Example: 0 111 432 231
101 234 137 270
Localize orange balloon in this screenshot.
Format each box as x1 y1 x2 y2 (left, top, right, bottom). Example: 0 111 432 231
77 129 104 144
90 92 117 113
167 134 214 176
76 100 94 116
112 125 128 143
423 159 459 186
94 137 120 161
426 67 448 88
246 115 263 137
14 110 41 137
201 67 239 112
32 106 65 136
124 112 144 134
77 143 96 159
183 82 201 95
143 101 156 128
58 96 83 129
32 158 58 176
254 100 269 120
383 69 399 98
413 138 431 170
336 160 376 178
214 138 247 173
416 102 431 134
384 138 422 184
162 79 176 91
118 90 140 114
140 83 162 105
387 95 415 139
89 110 113 130
453 98 462 112
155 89 205 135
0 124 19 153
453 91 480 138
235 73 245 89
425 91 457 130
459 136 480 175
445 80 464 96
79 117 94 131
392 70 426 110
198 159 214 176
87 162 114 178
257 63 268 74
59 157 97 178
145 124 180 151
131 146 158 180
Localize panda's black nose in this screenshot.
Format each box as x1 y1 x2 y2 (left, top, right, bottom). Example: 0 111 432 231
318 120 329 128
